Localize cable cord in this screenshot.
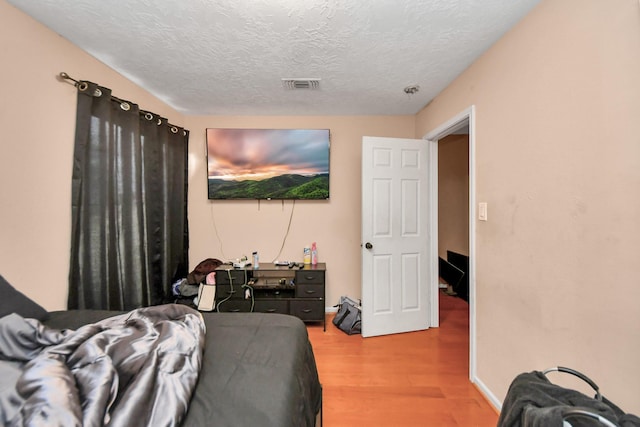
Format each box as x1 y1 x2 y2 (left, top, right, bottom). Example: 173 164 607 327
209 204 228 261
216 269 254 312
215 269 235 312
242 284 255 312
240 269 255 312
211 199 296 264
271 200 296 263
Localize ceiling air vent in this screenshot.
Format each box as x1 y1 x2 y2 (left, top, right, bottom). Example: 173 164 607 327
282 78 321 90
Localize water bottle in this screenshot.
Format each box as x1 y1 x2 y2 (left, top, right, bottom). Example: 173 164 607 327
311 242 318 265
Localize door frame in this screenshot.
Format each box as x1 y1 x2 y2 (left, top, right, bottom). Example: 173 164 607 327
424 105 477 381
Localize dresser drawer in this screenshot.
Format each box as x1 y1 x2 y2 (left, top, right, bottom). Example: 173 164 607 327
215 269 250 285
295 270 325 284
254 299 289 314
290 300 324 321
215 284 243 300
216 299 252 313
295 284 324 299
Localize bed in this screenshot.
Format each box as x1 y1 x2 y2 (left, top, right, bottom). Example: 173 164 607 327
0 275 323 427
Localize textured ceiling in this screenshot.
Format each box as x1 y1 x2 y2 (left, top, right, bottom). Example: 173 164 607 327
8 0 540 116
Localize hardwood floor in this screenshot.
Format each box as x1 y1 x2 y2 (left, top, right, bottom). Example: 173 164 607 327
306 291 499 427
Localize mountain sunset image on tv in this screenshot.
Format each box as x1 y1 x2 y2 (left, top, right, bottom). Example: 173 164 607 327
206 128 330 200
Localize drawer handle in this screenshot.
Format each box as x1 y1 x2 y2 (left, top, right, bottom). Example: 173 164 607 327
230 308 241 312
304 275 315 280
302 309 312 313
305 290 316 295
266 309 277 313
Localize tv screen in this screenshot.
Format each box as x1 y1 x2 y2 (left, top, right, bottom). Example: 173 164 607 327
206 128 330 200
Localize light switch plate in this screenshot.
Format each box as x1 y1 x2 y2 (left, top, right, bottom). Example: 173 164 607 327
478 202 488 221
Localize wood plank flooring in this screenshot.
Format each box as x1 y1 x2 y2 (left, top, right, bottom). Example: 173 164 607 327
306 291 499 427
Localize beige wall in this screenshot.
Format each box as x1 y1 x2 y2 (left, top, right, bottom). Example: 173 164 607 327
417 0 640 413
184 115 415 307
5 0 640 414
0 0 186 309
0 0 415 312
438 134 469 258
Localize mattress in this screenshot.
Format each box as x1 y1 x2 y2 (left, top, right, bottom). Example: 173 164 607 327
43 310 322 427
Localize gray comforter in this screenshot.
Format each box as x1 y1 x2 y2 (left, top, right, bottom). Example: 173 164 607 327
0 304 205 427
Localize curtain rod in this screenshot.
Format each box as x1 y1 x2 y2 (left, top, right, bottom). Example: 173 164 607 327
58 72 187 135
59 72 89 91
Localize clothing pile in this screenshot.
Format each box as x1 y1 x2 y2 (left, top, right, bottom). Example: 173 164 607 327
172 258 223 300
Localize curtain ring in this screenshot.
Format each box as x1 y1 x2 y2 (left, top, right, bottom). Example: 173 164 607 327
157 118 162 125
144 112 154 121
120 102 130 111
170 126 178 134
78 82 89 92
93 87 102 97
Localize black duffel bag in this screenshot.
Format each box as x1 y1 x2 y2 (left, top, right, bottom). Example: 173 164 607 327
498 366 640 427
333 296 361 335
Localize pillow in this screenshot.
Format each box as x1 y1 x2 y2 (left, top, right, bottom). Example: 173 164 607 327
0 274 49 321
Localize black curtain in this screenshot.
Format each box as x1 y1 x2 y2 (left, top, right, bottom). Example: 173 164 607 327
68 81 189 310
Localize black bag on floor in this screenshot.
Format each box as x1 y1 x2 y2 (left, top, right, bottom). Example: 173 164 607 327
498 366 640 427
333 296 361 335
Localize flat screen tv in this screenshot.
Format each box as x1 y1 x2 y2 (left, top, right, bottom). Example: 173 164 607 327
206 128 330 200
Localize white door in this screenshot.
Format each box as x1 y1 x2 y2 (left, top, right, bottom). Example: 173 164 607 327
361 136 432 337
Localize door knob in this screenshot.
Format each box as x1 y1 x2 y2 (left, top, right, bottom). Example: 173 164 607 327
365 242 373 249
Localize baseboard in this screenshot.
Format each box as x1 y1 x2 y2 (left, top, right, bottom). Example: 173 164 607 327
325 306 338 313
472 375 502 414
